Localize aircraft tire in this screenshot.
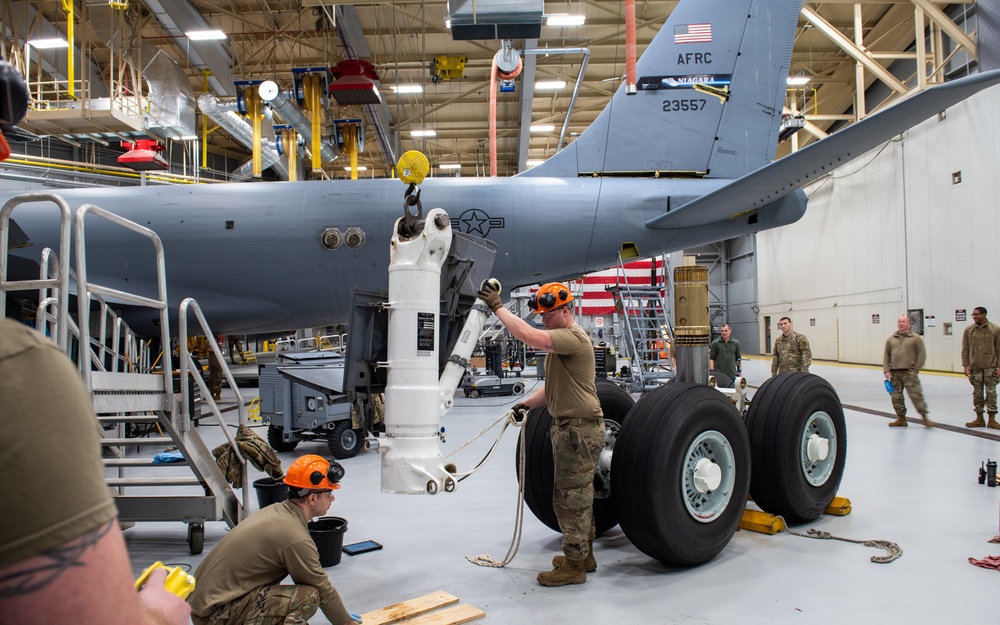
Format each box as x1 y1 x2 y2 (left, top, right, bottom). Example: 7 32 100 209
327 421 363 459
613 383 749 566
516 379 634 535
745 372 846 523
267 425 299 452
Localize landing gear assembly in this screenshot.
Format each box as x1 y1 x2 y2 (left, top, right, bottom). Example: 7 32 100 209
515 265 847 566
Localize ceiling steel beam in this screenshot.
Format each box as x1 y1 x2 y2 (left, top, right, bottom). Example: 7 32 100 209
801 5 909 94
141 0 234 96
909 0 978 60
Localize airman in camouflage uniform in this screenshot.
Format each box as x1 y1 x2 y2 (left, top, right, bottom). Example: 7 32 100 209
477 282 603 587
883 315 930 427
771 317 812 376
961 306 1000 429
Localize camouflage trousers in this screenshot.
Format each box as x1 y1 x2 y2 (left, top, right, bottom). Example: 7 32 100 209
209 361 223 399
550 417 605 561
969 369 1000 414
889 370 927 418
193 584 320 625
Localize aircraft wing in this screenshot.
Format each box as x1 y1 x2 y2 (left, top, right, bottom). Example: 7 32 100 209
646 68 1000 230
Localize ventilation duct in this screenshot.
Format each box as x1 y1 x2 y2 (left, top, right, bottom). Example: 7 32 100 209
258 81 339 164
446 0 543 41
140 42 197 140
197 93 288 181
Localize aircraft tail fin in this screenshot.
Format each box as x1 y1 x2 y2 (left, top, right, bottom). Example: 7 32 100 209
520 0 802 179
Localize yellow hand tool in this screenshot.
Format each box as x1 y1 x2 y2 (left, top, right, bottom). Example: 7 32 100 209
134 561 196 600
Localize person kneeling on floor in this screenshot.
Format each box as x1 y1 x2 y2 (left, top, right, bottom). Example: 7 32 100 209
188 454 361 625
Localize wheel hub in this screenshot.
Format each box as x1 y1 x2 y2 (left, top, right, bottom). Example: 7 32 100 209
594 419 619 499
800 410 837 486
693 458 722 492
682 430 736 523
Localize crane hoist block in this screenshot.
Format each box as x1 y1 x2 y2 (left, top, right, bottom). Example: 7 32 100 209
430 56 467 83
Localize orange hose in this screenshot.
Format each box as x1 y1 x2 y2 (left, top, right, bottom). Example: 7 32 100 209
625 0 637 92
489 57 498 176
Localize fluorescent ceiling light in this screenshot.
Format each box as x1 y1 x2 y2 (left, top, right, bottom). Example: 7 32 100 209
787 75 810 86
27 38 69 49
344 166 368 171
392 85 423 94
439 163 461 169
535 80 566 91
180 135 198 141
530 124 555 132
410 129 437 137
546 14 586 27
526 159 545 167
186 29 227 41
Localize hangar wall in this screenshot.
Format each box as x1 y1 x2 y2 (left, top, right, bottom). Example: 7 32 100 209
757 84 1000 373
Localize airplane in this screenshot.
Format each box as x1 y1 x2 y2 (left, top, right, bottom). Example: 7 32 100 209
3 0 1000 337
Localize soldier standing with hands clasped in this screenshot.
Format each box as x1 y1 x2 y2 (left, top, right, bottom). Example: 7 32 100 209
961 307 1000 429
771 317 811 376
883 315 930 427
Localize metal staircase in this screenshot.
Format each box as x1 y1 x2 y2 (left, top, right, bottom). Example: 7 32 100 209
0 193 248 554
608 255 675 392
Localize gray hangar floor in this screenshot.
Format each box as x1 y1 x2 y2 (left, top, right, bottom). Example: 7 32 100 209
122 357 1000 624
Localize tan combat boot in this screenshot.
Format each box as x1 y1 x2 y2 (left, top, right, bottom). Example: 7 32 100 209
552 540 596 572
919 413 933 427
537 558 587 587
988 413 1000 430
888 416 907 427
966 413 986 428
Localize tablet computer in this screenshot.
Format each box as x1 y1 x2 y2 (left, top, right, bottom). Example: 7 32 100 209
342 540 383 555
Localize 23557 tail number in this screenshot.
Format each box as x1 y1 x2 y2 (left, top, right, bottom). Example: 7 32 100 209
662 99 707 112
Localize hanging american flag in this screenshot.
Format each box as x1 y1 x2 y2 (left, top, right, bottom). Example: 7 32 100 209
575 258 665 316
674 23 713 44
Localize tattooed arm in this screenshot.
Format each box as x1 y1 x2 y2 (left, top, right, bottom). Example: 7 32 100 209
0 520 190 625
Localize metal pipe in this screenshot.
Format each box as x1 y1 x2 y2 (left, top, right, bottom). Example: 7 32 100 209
259 82 339 164
197 93 288 180
524 47 590 151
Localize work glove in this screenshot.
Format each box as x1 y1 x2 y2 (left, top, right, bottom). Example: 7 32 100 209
349 611 363 623
477 280 503 313
508 402 529 424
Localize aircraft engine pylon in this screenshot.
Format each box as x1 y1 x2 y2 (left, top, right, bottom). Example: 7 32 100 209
381 207 457 494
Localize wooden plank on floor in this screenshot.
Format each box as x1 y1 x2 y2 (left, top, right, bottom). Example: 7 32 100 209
362 591 459 625
396 604 485 625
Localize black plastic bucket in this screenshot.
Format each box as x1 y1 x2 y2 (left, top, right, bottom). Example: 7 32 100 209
308 516 348 567
253 477 289 508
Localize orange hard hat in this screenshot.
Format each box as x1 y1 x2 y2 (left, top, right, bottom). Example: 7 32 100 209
283 454 343 491
529 282 574 314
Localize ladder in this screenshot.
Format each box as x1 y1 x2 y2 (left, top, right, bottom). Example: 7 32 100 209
0 193 248 554
607 255 675 392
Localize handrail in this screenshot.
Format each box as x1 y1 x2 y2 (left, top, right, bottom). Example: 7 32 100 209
179 297 249 518
0 193 72 350
74 204 170 392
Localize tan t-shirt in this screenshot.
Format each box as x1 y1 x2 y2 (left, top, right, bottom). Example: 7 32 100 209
190 500 351 625
544 324 603 420
0 318 117 568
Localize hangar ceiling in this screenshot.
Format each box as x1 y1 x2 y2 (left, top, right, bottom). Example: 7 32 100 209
0 1 980 180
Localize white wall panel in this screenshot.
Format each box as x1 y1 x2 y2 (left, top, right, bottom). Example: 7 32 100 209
758 85 1000 372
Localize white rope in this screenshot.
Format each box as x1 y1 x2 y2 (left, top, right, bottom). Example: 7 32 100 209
465 417 528 567
779 516 903 564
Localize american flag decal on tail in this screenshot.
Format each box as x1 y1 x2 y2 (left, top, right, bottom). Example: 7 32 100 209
674 23 712 44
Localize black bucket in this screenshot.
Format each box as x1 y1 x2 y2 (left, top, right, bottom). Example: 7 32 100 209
308 516 348 567
253 477 289 509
